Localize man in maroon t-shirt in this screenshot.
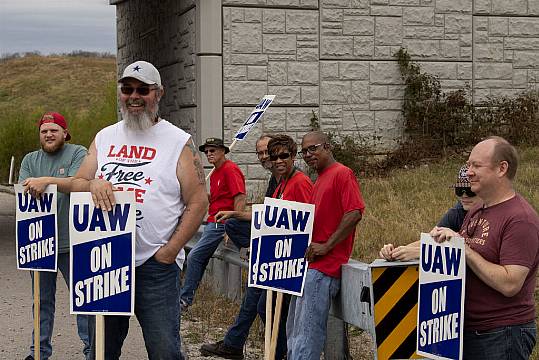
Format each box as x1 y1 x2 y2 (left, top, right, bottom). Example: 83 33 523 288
287 131 365 359
431 136 539 359
180 138 246 309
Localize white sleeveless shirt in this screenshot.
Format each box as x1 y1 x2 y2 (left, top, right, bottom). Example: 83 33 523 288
95 119 190 267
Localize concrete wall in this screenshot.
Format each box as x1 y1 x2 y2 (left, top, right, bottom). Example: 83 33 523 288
113 0 539 195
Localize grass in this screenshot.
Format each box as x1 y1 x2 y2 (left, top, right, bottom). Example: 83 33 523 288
355 146 539 262
0 55 117 182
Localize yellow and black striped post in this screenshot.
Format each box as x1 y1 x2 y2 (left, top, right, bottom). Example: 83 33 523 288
371 264 421 360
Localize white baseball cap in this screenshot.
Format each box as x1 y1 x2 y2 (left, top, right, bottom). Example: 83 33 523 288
119 60 162 86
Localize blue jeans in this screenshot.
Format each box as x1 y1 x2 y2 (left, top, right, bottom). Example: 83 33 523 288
464 321 536 360
223 219 288 359
286 269 340 360
88 256 183 360
180 222 225 305
29 252 90 360
223 218 259 349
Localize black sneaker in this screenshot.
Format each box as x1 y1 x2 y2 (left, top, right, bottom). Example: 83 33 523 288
200 340 244 359
24 356 34 360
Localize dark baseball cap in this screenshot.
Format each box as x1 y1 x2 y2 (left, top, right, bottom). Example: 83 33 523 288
198 137 230 154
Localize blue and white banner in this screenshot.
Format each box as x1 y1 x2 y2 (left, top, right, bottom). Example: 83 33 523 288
69 192 136 315
417 233 465 360
248 197 314 296
234 95 275 141
15 184 58 272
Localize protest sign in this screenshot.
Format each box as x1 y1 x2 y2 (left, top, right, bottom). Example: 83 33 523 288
234 95 275 141
417 233 465 360
15 184 58 271
69 191 136 315
248 197 314 296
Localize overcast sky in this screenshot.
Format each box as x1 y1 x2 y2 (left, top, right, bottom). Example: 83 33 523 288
0 0 116 56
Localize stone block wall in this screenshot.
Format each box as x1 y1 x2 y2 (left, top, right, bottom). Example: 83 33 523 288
114 0 539 194
114 0 197 135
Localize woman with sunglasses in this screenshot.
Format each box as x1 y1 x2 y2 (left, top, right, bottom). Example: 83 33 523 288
268 135 313 202
256 134 314 359
379 164 482 261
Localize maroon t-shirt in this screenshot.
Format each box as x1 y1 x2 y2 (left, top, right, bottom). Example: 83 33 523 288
459 194 539 331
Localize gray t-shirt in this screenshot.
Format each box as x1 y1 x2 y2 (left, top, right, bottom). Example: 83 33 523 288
18 143 87 253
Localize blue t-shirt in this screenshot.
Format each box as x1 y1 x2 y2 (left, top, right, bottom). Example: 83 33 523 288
437 201 467 232
18 143 87 253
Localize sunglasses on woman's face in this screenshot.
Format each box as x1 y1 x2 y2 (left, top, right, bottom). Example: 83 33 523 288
455 187 476 197
119 85 156 96
269 153 291 161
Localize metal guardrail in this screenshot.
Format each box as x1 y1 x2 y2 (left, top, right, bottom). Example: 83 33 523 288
186 228 368 360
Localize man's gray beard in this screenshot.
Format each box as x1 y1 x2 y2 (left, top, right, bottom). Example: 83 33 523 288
121 104 159 131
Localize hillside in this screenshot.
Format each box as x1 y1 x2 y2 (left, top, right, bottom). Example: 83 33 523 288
0 55 116 116
0 55 118 181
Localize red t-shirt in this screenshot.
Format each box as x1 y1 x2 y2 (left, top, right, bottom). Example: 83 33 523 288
208 160 245 223
271 170 313 203
460 194 539 331
309 162 365 278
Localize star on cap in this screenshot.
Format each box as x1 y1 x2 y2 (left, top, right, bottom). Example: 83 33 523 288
133 65 141 72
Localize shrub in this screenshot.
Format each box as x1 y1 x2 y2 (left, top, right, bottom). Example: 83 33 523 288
393 48 539 166
308 111 376 176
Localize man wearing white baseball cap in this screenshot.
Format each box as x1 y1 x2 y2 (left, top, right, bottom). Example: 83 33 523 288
72 60 208 360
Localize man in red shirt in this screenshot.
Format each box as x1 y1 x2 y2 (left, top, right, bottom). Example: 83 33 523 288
180 138 246 309
431 136 539 359
287 131 365 359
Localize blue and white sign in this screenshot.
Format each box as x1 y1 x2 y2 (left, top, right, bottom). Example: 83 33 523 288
69 192 136 315
248 197 314 296
15 184 58 272
234 95 275 141
417 233 465 360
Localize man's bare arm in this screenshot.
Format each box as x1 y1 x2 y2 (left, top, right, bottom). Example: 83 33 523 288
23 177 76 198
233 193 246 212
154 138 209 264
71 140 116 211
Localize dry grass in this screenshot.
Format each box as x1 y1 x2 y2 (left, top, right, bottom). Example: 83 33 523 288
0 55 116 116
0 55 118 181
354 146 539 262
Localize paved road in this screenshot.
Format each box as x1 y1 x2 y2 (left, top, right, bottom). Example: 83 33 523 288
0 190 265 359
0 191 147 359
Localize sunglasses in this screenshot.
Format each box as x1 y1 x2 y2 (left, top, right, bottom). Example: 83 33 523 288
204 148 217 154
269 153 291 161
120 86 156 96
455 187 476 197
298 143 324 156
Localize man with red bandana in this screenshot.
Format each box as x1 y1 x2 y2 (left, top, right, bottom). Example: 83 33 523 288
19 112 89 360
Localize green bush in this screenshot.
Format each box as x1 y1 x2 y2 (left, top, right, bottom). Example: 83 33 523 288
392 48 539 165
